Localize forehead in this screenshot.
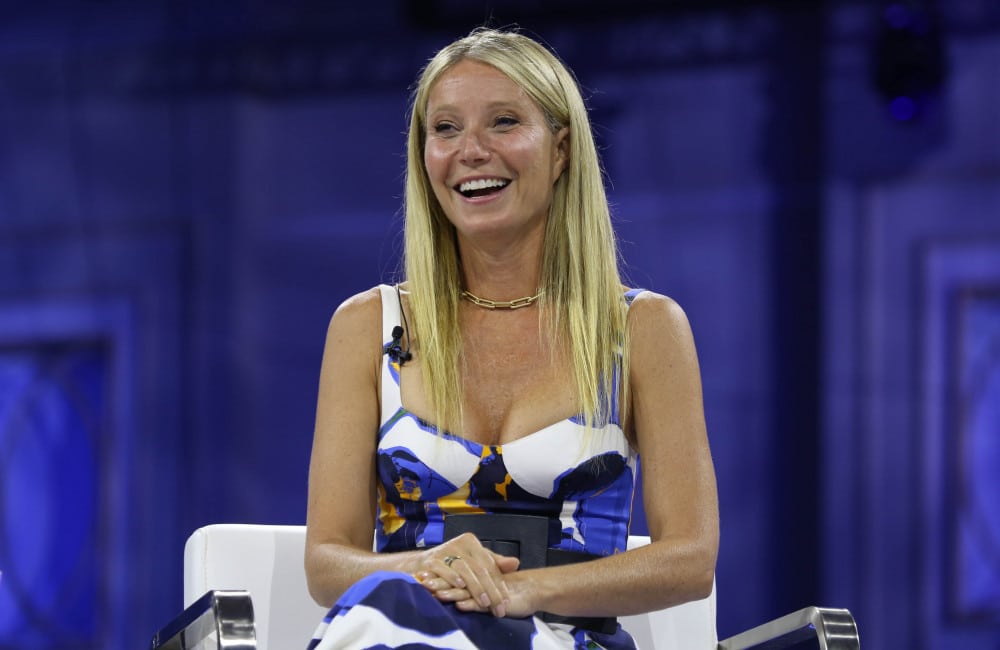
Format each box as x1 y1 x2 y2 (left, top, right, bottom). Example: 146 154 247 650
426 59 534 111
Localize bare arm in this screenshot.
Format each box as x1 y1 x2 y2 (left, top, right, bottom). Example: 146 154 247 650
305 288 387 606
304 288 517 612
496 292 719 618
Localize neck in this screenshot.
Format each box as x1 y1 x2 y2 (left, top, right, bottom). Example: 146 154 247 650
456 234 543 301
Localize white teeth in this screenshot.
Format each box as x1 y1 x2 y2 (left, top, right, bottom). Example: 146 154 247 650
458 178 509 193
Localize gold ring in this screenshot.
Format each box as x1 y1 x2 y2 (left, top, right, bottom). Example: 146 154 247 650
443 555 461 568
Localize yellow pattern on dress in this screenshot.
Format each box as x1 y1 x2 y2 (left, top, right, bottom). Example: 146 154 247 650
395 475 422 501
495 474 513 500
436 482 486 516
376 483 406 536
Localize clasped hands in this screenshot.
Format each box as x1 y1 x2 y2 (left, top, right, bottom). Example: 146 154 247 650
414 532 528 618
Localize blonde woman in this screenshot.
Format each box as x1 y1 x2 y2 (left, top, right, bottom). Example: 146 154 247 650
304 27 718 649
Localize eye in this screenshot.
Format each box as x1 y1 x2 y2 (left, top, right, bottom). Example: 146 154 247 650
431 121 458 135
494 115 519 128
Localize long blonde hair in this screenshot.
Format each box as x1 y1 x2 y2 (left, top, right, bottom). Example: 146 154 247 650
403 27 630 436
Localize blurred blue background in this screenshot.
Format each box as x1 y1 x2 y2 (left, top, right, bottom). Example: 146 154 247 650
0 1 998 648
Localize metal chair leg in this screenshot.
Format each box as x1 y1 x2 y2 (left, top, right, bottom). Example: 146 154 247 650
718 606 859 649
150 590 257 650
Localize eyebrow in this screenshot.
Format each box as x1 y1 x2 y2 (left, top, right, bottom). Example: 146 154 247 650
426 99 527 116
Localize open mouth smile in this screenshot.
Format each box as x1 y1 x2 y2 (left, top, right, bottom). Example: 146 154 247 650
454 177 511 198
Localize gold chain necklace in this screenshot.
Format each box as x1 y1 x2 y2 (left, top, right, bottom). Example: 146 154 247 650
460 289 543 310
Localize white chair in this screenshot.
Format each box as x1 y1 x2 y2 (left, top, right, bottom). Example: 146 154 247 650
150 524 859 650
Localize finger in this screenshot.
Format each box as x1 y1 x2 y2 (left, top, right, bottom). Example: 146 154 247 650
416 575 453 593
433 536 507 608
422 569 505 615
454 597 488 613
449 593 507 618
451 554 508 612
437 556 467 589
432 585 474 601
492 553 520 574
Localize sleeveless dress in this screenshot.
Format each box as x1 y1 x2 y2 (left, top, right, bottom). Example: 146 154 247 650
307 285 642 650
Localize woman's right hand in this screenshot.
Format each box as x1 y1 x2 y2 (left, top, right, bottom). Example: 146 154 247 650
414 532 520 617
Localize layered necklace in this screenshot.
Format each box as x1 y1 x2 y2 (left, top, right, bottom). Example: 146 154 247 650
460 289 543 310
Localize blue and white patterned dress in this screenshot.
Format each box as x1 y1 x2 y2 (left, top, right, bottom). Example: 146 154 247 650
308 285 641 650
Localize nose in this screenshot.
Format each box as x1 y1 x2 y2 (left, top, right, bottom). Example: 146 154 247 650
458 129 491 164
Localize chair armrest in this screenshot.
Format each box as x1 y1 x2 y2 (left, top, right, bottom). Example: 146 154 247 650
150 590 257 650
718 606 859 650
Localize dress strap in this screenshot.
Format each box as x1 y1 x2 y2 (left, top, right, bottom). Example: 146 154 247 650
378 284 401 342
377 284 404 428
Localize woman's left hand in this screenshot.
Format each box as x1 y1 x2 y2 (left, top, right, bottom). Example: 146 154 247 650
417 552 530 617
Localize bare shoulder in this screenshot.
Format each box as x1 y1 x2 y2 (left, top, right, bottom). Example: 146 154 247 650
329 286 383 328
325 285 386 354
627 290 694 342
626 289 700 384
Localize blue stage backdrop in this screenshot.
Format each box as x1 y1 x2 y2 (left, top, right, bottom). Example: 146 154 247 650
0 2 999 649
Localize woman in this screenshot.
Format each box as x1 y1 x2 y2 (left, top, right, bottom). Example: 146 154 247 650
304 27 718 649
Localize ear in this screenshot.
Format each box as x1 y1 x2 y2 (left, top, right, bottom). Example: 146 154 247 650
552 127 570 179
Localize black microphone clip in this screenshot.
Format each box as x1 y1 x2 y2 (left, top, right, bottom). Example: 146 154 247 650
386 325 412 364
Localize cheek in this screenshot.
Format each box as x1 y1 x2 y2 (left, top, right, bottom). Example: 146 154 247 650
423 145 449 183
511 134 555 177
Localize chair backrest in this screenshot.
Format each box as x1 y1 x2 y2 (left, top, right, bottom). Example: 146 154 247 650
184 525 328 649
183 524 718 650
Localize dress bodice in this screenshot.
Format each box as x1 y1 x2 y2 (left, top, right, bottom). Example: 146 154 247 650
374 285 639 557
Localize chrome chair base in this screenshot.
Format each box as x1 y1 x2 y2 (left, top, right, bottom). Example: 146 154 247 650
151 589 860 650
151 590 255 650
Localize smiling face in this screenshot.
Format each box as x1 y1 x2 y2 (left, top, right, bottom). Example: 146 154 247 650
422 59 569 245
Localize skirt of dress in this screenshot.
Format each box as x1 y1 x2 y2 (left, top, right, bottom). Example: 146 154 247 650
306 571 637 650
